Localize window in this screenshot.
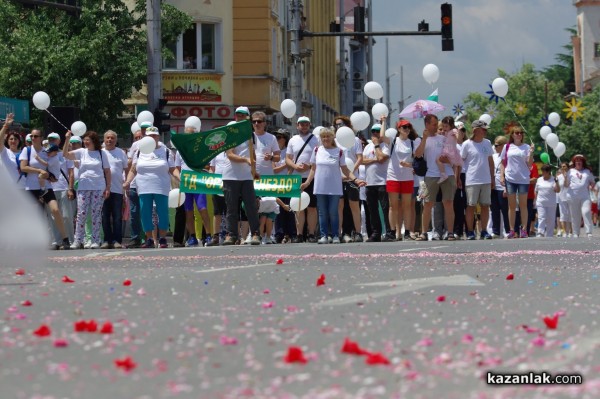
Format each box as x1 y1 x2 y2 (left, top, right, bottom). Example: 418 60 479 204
163 22 221 71
595 42 600 58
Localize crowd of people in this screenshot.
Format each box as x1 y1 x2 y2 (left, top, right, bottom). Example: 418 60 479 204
1 108 598 249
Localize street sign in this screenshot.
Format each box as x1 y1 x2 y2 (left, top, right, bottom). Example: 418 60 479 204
0 97 30 124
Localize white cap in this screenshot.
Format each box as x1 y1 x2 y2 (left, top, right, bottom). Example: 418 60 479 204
455 121 465 130
145 126 160 135
140 121 153 128
69 136 82 143
371 124 382 131
235 106 250 115
297 116 311 124
47 132 60 140
26 134 32 142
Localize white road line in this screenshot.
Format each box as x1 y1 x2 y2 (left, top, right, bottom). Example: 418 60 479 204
395 245 448 252
316 274 484 307
194 263 277 273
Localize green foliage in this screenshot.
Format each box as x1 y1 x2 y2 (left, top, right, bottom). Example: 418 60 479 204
0 0 191 133
557 85 600 171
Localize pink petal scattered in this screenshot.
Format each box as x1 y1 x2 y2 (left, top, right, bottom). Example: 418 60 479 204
219 335 238 345
531 336 546 347
436 295 446 302
53 339 69 348
263 289 270 294
262 302 274 309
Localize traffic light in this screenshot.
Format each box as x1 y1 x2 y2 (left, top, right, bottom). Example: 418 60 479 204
441 3 453 51
154 99 171 134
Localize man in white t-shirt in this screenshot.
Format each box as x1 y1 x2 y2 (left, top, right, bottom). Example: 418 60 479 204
285 116 319 243
460 120 495 240
125 127 146 248
414 114 457 241
251 111 280 176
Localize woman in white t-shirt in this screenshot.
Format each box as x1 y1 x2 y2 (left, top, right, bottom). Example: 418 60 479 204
303 128 365 244
563 154 595 238
0 113 25 188
534 164 560 237
556 162 572 237
384 120 421 241
123 127 178 248
63 131 111 249
499 124 534 239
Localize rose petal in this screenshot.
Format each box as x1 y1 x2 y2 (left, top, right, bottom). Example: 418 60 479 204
33 324 51 337
506 273 514 280
283 346 308 364
61 276 75 283
316 274 326 287
123 279 132 286
15 269 25 275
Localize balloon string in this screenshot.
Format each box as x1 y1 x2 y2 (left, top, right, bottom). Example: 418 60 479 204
505 104 533 146
45 109 69 131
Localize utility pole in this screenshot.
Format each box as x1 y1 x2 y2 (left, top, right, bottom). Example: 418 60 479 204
366 0 373 111
385 38 390 109
289 0 303 127
338 0 347 116
146 0 161 116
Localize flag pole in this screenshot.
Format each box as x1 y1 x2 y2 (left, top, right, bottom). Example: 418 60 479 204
248 133 257 178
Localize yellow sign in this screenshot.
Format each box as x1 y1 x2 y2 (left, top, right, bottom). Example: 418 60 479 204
162 72 222 103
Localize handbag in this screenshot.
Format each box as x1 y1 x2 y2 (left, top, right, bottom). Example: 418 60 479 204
410 140 427 177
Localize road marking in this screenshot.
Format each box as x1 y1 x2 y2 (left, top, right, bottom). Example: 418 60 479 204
195 263 276 273
396 245 448 252
316 274 484 307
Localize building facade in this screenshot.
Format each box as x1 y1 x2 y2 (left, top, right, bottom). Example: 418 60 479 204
573 0 600 94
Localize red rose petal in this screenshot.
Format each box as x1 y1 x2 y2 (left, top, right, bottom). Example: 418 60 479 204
74 320 87 332
543 314 559 329
100 321 113 334
61 275 75 283
436 295 446 302
283 346 308 364
53 338 69 348
365 352 390 366
341 337 369 356
316 274 326 287
15 269 25 275
86 320 98 333
33 324 51 337
276 258 284 265
21 300 33 307
506 273 514 280
114 356 137 371
123 279 132 286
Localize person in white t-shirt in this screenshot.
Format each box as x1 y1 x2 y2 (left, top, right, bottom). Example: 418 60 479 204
0 113 25 187
125 127 147 248
285 116 319 243
534 164 560 237
556 162 572 237
459 120 495 240
251 111 280 176
499 124 534 239
123 126 178 248
563 154 595 237
302 128 365 244
63 130 111 249
272 129 295 243
100 130 128 249
593 178 600 227
414 114 457 241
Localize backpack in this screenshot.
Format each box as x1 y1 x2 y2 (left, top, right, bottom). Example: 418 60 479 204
410 139 427 177
502 143 510 167
16 146 32 181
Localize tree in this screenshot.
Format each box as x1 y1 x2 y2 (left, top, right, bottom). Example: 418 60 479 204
0 0 191 132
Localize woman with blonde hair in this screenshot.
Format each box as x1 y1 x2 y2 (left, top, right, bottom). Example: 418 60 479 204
499 123 534 238
563 154 595 237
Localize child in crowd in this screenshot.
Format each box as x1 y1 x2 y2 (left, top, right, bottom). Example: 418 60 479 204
257 196 286 244
34 144 60 198
436 118 463 184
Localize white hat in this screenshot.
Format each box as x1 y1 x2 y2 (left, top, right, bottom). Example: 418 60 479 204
42 139 48 146
145 126 160 135
47 132 60 140
235 106 250 115
69 136 82 143
297 116 311 124
371 124 382 131
455 121 465 130
26 134 32 142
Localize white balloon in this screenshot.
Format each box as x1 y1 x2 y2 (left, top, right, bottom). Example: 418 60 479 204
479 114 492 125
138 136 157 154
312 126 324 138
545 133 559 149
385 128 398 139
350 112 369 131
548 112 560 127
280 99 296 118
137 110 154 126
131 122 141 134
336 126 355 149
364 81 384 100
184 116 202 132
539 125 552 140
553 142 566 158
422 64 440 84
345 157 355 172
289 191 310 212
371 103 389 120
71 121 87 137
168 189 186 208
492 77 509 97
32 91 51 110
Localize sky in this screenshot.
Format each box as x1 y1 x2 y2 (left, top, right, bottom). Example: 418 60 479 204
369 0 577 128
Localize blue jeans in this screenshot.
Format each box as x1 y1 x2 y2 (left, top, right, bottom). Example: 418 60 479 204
128 187 142 242
102 192 123 244
316 194 340 238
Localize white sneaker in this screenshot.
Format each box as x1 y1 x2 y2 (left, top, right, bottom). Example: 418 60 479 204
70 241 83 250
431 231 441 241
243 233 251 245
332 236 341 244
328 236 333 244
261 236 268 245
567 233 572 238
587 233 592 238
572 234 579 238
84 241 92 249
269 237 277 244
342 234 353 243
318 236 328 244
90 243 100 249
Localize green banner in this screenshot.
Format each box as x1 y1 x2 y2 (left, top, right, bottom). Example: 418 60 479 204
180 170 302 198
170 120 252 172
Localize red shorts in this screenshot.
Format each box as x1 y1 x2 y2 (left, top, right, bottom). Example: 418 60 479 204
386 180 413 194
592 202 598 214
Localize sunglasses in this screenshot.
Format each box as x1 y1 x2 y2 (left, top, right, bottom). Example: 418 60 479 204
494 144 502 147
252 120 264 124
335 122 345 127
513 131 523 135
30 135 41 138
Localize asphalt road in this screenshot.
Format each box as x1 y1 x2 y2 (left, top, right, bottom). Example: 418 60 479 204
1 236 599 399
